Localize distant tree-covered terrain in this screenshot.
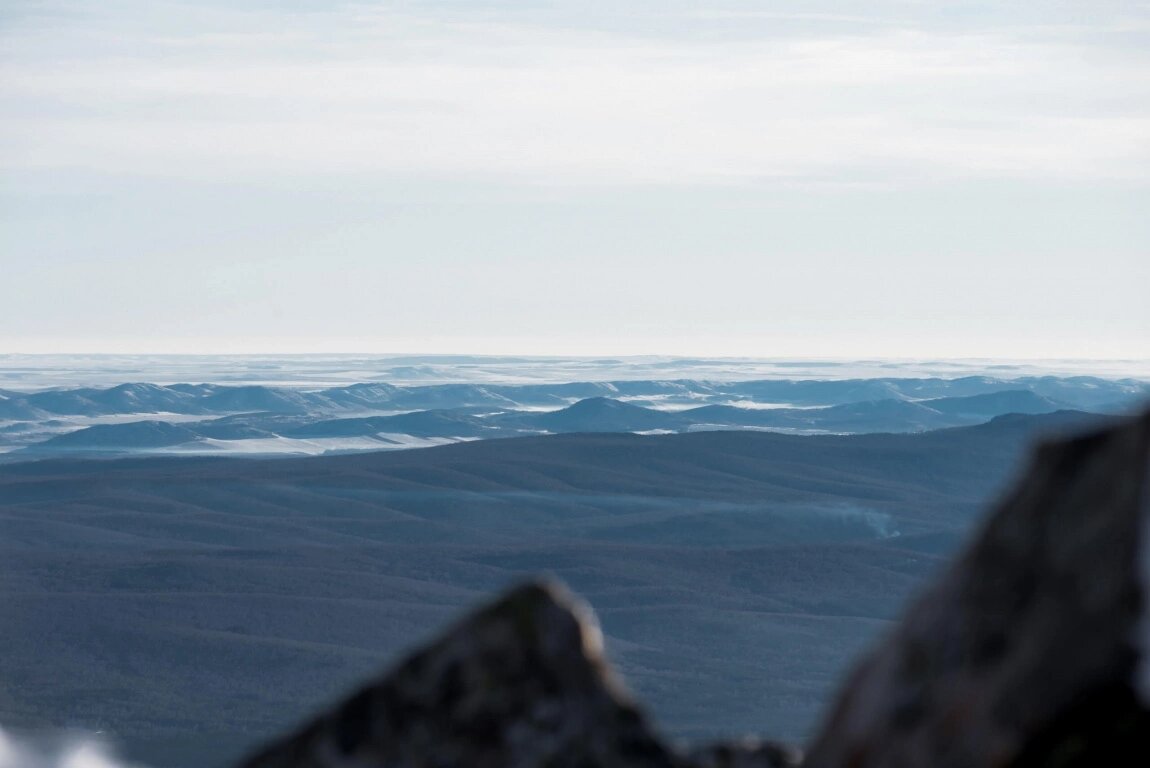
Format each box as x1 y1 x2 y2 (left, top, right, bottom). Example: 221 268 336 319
0 411 1105 767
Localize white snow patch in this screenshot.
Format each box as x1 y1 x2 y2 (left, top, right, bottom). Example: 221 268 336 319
685 423 837 436
67 413 210 427
724 400 830 411
158 434 472 456
371 432 462 448
0 726 139 768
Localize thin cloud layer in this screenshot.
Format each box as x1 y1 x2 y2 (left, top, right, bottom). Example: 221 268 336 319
1 1 1147 358
3 1 1149 185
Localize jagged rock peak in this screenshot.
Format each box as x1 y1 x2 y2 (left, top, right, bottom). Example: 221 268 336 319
237 580 799 768
805 407 1150 767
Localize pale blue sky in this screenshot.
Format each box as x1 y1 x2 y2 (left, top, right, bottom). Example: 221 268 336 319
2 1 1148 357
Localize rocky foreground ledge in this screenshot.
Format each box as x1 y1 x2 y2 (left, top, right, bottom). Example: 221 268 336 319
237 408 1150 768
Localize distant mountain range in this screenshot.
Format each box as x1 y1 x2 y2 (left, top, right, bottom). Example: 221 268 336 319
0 376 1145 460
1 375 1145 419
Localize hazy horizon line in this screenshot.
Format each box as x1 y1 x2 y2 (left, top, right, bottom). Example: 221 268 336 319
1 349 1147 364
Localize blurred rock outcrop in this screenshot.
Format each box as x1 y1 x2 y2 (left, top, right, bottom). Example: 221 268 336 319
237 581 798 768
237 408 1150 768
805 408 1150 766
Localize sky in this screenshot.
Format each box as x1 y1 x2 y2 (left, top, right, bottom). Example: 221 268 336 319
1 0 1148 358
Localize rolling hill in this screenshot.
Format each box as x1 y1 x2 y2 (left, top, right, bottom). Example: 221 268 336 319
11 386 1111 460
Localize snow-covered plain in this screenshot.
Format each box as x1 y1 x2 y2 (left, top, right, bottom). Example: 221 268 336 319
2 354 1148 391
164 434 472 457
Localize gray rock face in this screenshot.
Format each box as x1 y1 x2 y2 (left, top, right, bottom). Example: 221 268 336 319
804 408 1150 767
237 582 799 768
